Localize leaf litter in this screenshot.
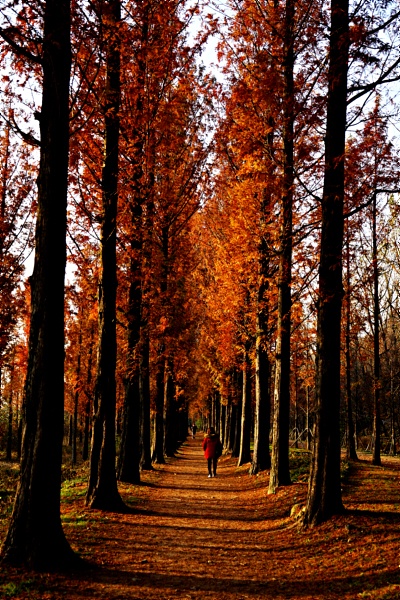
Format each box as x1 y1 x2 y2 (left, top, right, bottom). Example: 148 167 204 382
1 440 400 599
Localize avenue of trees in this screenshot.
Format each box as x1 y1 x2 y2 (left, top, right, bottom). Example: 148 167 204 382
0 0 400 568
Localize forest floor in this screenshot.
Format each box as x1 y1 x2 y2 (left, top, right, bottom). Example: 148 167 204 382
1 438 400 599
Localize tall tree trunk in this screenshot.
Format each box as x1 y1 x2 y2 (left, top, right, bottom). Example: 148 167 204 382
82 325 95 461
139 323 152 469
232 394 242 458
293 364 299 449
6 390 13 461
250 302 271 473
139 149 155 470
371 191 381 466
117 1 150 484
72 330 82 466
269 0 294 493
305 384 311 451
238 345 252 466
224 395 232 453
389 364 396 455
303 0 349 526
229 402 237 453
152 354 166 463
152 225 170 463
117 242 142 482
250 189 272 474
345 227 357 460
86 0 125 511
164 360 176 456
220 403 226 447
1 0 77 568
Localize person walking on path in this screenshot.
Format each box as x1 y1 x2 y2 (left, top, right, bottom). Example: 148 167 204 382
191 423 197 439
202 427 222 478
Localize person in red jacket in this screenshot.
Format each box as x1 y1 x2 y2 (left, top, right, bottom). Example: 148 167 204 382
202 427 222 478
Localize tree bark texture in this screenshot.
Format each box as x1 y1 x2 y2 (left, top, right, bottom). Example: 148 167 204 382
1 0 76 569
86 0 125 511
269 0 294 493
371 191 381 466
250 196 272 474
304 0 349 526
117 2 150 484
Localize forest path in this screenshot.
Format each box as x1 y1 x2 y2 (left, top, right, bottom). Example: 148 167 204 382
3 440 400 599
92 436 289 600
56 440 400 600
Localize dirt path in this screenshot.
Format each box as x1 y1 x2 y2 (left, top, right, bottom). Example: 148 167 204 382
2 439 400 599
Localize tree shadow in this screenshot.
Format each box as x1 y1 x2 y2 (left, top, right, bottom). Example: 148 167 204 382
57 563 400 599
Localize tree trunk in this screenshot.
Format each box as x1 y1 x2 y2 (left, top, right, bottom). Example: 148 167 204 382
232 398 242 459
152 226 170 464
86 0 125 511
251 191 272 474
117 231 142 482
139 157 155 469
82 325 95 461
344 228 357 460
72 330 82 466
250 314 271 473
371 191 381 466
237 345 252 466
224 395 232 453
164 360 176 456
303 0 349 526
220 403 226 447
139 324 152 469
152 354 166 463
305 385 311 451
117 2 150 484
269 0 294 493
1 0 77 568
6 389 13 461
117 376 141 483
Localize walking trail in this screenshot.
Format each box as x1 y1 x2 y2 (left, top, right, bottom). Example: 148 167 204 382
3 436 400 599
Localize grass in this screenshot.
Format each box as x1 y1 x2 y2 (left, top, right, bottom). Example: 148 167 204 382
289 448 311 482
0 579 36 598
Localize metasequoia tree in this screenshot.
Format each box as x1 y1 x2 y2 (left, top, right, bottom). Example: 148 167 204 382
116 0 151 483
0 0 78 568
86 0 126 511
268 0 295 493
303 0 349 526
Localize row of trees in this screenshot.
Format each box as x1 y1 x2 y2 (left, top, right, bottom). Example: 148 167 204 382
0 0 400 570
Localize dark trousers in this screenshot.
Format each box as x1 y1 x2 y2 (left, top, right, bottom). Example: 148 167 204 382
207 457 218 476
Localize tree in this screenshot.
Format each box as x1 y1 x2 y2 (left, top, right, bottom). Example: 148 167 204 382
303 0 349 526
269 0 295 494
0 0 78 568
86 0 126 511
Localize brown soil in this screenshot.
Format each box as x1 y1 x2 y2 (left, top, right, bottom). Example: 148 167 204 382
1 438 400 599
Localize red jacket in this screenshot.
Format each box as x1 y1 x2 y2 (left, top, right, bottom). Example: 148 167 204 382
202 433 221 459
